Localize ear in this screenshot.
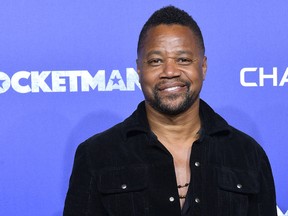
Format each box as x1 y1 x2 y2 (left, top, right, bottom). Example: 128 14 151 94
202 56 207 80
136 59 141 75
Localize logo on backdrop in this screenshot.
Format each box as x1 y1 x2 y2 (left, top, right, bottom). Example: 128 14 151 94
240 67 288 87
0 68 141 94
277 206 288 216
2 67 288 93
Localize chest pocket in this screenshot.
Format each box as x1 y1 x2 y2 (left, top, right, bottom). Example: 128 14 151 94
98 165 148 216
217 167 259 216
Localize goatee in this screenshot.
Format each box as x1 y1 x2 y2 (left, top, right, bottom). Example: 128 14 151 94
148 82 198 115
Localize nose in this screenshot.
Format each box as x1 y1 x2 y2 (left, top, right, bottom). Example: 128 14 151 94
160 58 181 78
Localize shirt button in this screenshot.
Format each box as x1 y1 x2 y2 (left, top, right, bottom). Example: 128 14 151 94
195 161 200 167
169 197 175 202
237 184 242 189
121 184 127 189
195 198 200 203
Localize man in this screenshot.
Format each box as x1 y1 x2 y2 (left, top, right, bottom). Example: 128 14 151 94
64 6 277 216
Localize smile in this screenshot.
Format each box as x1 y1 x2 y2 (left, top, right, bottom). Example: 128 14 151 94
157 82 187 92
164 86 182 91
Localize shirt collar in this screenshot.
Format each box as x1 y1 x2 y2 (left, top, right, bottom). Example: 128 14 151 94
123 100 231 139
199 99 231 136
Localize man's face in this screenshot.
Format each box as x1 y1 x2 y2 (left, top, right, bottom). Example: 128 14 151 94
137 24 207 115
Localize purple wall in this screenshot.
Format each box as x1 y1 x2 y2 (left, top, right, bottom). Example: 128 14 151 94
0 1 287 215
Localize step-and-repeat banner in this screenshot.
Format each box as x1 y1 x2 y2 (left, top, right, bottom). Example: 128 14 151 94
0 1 287 215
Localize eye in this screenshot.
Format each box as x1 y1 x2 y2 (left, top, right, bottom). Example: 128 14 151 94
146 58 163 66
177 58 193 65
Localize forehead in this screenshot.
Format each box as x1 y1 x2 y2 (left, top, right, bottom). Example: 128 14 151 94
140 24 199 56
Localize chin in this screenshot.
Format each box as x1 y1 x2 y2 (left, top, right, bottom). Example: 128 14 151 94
154 97 194 115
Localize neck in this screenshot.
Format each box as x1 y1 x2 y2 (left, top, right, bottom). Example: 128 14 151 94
145 99 201 147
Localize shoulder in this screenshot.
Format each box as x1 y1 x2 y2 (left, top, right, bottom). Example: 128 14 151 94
80 101 149 153
88 121 124 144
227 125 265 155
200 99 264 154
212 123 270 171
72 121 126 170
79 121 125 155
75 104 149 167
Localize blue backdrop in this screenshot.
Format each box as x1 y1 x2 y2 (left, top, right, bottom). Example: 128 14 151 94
0 1 287 215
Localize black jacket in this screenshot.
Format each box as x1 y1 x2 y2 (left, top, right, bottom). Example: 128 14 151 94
64 100 277 216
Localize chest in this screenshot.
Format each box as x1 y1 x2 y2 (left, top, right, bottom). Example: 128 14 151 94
95 134 260 216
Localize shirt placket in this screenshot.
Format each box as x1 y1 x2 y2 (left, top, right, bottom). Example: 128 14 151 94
185 139 203 215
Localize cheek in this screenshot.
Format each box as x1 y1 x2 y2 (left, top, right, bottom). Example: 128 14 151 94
183 69 203 83
139 74 153 93
139 72 156 86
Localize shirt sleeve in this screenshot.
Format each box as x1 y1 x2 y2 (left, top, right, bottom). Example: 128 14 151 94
63 142 106 216
256 147 277 216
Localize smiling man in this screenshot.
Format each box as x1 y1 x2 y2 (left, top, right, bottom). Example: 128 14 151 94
64 6 277 216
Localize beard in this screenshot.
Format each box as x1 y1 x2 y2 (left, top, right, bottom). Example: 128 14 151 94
146 81 199 116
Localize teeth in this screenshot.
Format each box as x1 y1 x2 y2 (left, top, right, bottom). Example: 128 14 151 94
165 86 180 91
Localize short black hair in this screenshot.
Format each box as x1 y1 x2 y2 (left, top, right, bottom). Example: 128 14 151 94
137 6 205 56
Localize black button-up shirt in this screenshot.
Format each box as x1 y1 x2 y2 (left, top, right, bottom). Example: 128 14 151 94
181 128 204 216
64 100 277 216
